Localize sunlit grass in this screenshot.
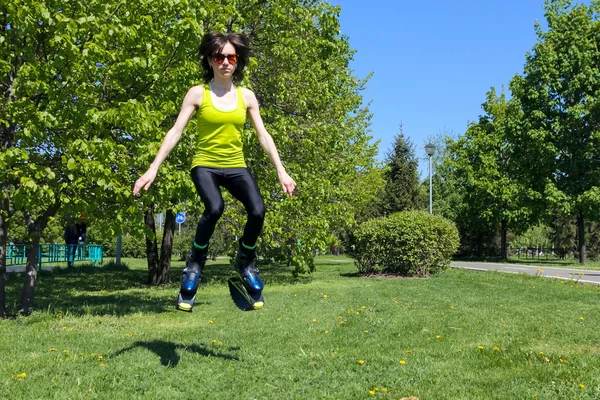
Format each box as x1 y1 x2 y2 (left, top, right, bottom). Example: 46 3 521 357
1 255 599 399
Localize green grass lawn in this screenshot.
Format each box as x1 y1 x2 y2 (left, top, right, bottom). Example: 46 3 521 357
1 256 599 399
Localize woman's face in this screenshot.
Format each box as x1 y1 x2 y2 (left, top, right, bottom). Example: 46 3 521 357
209 42 237 80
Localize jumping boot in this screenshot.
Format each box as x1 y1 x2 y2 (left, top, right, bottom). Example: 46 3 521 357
176 245 208 312
234 240 263 293
228 240 264 311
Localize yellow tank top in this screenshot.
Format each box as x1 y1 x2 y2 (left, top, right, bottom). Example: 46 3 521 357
191 84 247 169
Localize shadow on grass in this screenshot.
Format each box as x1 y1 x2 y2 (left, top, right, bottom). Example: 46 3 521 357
111 340 240 367
197 260 314 286
4 260 312 317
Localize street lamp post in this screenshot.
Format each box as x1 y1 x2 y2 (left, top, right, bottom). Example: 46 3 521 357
425 143 436 214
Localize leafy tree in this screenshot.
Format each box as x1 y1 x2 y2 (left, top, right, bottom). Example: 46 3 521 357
1 0 205 313
448 89 536 259
214 1 379 273
509 0 600 264
1 0 378 314
511 224 552 251
380 124 421 215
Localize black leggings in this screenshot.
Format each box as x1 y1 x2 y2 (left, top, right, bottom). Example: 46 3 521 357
190 167 265 248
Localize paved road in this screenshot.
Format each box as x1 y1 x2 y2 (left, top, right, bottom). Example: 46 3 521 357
452 261 600 285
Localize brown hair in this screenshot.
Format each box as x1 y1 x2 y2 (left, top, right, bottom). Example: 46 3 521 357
198 32 250 84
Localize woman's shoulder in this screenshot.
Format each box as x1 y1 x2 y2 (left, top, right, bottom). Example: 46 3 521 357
240 87 258 106
184 85 205 106
188 84 206 97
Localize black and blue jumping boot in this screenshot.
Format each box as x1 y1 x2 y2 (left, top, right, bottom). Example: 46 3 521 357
228 240 264 311
176 244 208 312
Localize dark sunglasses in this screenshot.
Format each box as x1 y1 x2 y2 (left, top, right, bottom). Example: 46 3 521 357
212 53 238 65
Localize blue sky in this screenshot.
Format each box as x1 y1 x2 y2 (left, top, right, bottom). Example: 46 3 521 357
330 0 551 176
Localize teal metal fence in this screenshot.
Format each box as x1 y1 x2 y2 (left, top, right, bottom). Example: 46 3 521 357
5 243 103 269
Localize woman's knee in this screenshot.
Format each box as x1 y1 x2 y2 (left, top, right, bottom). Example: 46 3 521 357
248 204 265 223
204 202 225 222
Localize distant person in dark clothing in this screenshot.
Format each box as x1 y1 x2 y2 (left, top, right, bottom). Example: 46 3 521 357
64 223 78 267
76 222 87 244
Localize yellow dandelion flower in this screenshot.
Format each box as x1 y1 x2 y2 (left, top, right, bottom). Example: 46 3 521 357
399 360 406 365
312 319 317 323
556 310 560 312
293 293 297 297
98 355 103 360
323 295 328 299
494 346 500 351
50 348 56 352
218 341 223 345
100 363 105 367
580 384 585 389
436 335 441 339
369 391 375 396
382 388 388 393
276 317 281 321
63 349 69 353
212 339 217 344
458 349 463 352
325 330 329 334
18 372 26 378
209 320 214 324
580 317 584 321
338 315 343 319
539 352 544 355
364 330 369 333
125 333 132 337
361 305 366 309
358 360 365 365
374 387 379 391
478 345 484 350
450 306 455 309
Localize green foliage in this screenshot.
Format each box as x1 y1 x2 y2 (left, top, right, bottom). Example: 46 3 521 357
511 224 552 250
447 88 540 258
99 234 146 259
1 0 379 290
206 1 381 274
509 0 600 262
424 131 464 221
350 211 459 277
380 126 421 214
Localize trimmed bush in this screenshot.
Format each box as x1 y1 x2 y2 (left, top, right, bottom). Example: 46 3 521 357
350 211 459 276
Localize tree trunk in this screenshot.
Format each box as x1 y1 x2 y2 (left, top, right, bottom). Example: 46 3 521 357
154 208 176 285
1 124 15 318
19 234 40 315
0 194 8 319
577 211 586 264
145 206 159 285
19 201 61 314
500 218 508 261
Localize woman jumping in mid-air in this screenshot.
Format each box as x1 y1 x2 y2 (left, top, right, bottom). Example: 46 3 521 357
133 32 296 311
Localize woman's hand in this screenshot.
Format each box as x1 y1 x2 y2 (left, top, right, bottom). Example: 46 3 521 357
133 168 157 195
278 170 296 198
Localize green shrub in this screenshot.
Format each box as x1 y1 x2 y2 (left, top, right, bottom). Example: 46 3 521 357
350 211 459 276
